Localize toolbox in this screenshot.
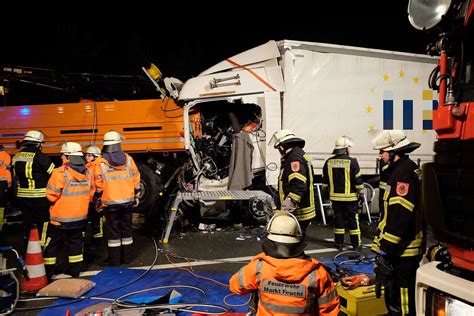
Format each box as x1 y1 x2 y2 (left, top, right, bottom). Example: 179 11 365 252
336 283 387 316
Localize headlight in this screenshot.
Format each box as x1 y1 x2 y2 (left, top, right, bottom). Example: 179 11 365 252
428 288 474 315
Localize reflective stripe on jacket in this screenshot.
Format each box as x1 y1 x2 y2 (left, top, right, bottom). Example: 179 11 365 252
229 253 339 316
13 147 55 198
278 148 316 221
322 154 364 202
93 154 140 206
0 151 12 186
46 164 93 226
371 156 426 257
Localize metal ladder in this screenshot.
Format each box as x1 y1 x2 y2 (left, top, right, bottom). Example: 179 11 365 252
162 190 276 244
315 183 331 226
314 183 373 225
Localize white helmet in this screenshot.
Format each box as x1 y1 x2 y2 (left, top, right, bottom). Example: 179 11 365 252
269 129 305 149
103 131 122 145
86 145 101 157
266 212 302 244
23 130 45 143
60 142 83 156
334 136 354 150
373 130 420 153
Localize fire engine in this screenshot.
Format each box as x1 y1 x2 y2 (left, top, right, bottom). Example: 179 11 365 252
407 0 474 314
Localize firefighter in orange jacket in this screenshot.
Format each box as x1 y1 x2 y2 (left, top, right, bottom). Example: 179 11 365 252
44 142 93 279
230 212 340 316
0 144 12 239
93 131 140 266
84 145 103 261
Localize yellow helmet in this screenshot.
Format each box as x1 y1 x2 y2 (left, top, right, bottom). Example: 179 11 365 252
266 212 302 244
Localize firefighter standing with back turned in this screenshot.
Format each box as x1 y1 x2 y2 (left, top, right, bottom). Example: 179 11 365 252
93 131 140 266
371 130 425 316
322 136 364 251
44 142 93 279
84 145 103 262
269 129 316 237
0 144 12 242
229 212 339 316
12 130 56 248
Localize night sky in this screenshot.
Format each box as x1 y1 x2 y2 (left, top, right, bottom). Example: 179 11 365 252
2 10 434 104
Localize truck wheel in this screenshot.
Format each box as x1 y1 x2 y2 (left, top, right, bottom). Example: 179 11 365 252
245 198 272 225
135 162 163 216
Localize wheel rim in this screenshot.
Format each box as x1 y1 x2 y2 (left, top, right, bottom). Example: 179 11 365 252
250 198 270 219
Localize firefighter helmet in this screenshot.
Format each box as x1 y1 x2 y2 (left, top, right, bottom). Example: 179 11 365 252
334 136 353 149
269 129 305 149
23 130 45 143
103 131 122 145
373 130 420 153
266 212 302 244
86 145 101 157
333 135 354 154
60 142 83 156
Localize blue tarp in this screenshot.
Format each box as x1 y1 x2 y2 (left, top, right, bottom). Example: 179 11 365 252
38 268 249 315
36 255 375 315
319 254 376 276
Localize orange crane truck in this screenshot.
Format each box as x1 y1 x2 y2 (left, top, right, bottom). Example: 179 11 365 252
0 88 201 220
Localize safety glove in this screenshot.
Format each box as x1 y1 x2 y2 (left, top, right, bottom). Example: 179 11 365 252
92 191 103 212
357 192 365 209
133 187 142 208
281 196 297 212
94 198 103 212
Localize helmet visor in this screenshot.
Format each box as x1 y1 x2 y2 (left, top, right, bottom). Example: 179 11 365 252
268 132 279 148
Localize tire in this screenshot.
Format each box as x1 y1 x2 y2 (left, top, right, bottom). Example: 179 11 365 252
135 162 163 216
244 198 273 225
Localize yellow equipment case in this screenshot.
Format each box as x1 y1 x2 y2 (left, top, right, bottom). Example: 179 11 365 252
336 283 387 316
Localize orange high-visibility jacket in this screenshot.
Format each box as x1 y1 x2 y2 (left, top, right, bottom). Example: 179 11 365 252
0 151 12 186
93 154 140 206
85 161 95 170
46 164 94 226
86 159 98 202
230 253 340 316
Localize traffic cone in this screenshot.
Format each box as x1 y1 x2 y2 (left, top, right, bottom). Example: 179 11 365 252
20 225 48 292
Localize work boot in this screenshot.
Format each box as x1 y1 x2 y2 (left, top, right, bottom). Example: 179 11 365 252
335 243 344 251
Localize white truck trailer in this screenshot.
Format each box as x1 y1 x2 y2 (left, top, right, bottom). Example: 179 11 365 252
178 39 438 187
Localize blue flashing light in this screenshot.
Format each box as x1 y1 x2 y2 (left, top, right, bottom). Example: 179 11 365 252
20 108 31 116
